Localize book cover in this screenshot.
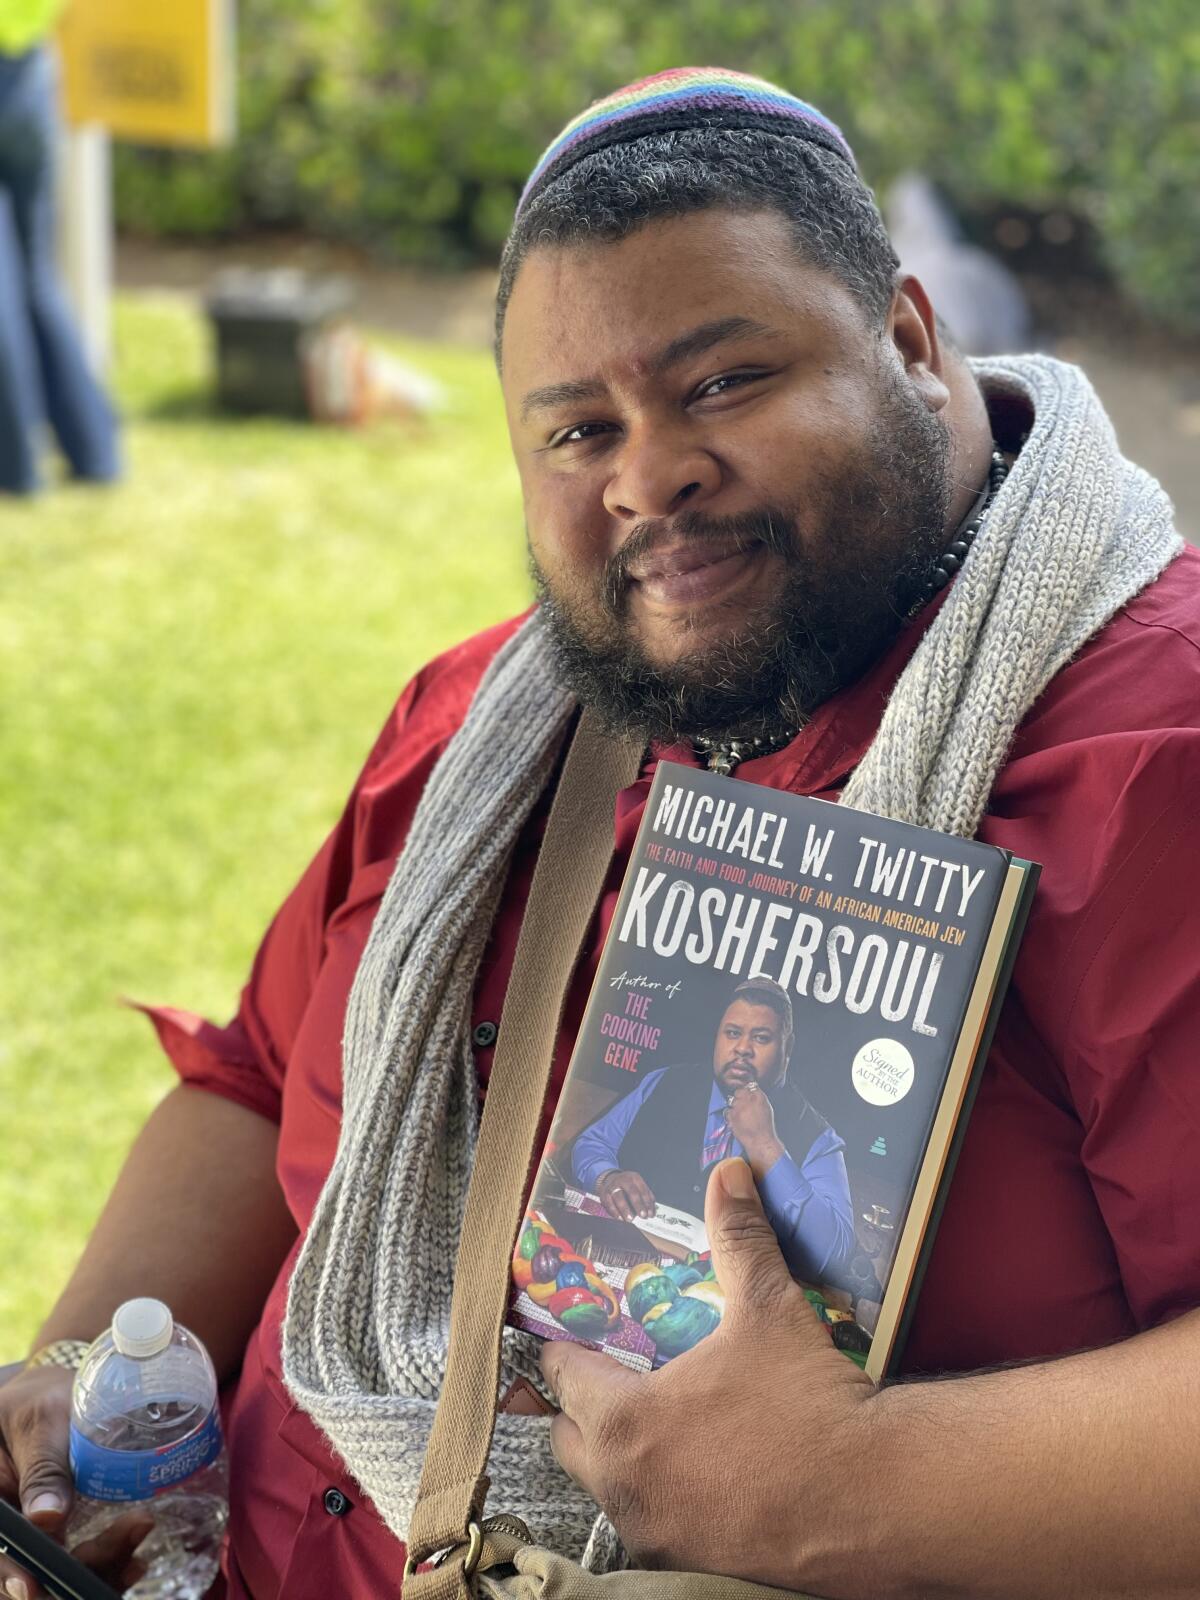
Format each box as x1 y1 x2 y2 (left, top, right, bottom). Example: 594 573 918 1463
510 761 1038 1380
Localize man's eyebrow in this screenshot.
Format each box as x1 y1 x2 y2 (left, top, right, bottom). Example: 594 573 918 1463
518 317 780 424
651 316 781 375
519 378 605 424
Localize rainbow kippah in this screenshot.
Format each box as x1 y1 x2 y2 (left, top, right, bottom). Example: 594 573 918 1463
518 66 855 217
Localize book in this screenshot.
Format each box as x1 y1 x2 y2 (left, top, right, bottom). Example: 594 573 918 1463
509 761 1039 1381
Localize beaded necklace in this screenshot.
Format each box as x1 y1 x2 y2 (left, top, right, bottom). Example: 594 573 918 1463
695 446 1010 776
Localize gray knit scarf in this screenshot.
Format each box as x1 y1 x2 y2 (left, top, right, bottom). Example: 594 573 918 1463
281 356 1181 1563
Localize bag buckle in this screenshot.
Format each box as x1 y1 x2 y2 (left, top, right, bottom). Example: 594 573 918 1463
403 1519 484 1582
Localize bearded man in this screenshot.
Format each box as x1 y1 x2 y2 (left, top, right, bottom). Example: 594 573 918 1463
573 976 856 1287
3 68 1199 1600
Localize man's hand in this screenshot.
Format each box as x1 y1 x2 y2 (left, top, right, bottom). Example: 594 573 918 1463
723 1083 785 1175
596 1169 656 1222
543 1158 874 1586
0 1361 152 1598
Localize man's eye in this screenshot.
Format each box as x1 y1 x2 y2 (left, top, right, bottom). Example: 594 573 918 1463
696 372 764 400
552 421 613 446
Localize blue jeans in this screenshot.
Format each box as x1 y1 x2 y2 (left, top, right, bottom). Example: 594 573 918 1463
0 46 121 493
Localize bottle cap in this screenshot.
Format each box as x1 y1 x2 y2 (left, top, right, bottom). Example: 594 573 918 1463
111 1298 174 1358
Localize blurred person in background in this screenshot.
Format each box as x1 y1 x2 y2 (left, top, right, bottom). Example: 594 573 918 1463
1 65 1198 1600
0 2 120 495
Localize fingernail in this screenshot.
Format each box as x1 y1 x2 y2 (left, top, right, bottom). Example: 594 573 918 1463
720 1158 755 1199
26 1490 65 1518
7 1577 32 1600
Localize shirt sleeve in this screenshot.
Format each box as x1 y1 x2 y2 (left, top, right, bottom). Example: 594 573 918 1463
134 677 428 1126
572 1068 670 1190
1050 749 1200 1330
759 1127 857 1282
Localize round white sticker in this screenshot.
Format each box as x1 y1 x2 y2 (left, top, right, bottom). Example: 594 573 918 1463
851 1038 915 1106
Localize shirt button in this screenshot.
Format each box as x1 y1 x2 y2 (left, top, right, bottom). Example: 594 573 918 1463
323 1487 351 1516
472 1020 498 1049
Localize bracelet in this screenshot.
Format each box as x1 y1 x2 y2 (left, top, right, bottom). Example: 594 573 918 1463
25 1339 91 1373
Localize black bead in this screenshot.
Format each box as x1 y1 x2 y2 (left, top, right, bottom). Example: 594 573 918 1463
931 568 950 590
963 526 978 543
940 552 961 573
948 540 969 558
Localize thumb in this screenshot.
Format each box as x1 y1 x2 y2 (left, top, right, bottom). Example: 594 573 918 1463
704 1158 797 1323
14 1423 74 1527
20 1453 73 1528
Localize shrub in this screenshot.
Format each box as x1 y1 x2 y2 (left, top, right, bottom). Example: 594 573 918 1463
113 0 1200 329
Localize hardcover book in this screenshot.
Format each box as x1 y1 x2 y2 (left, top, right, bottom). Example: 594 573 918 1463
509 761 1038 1381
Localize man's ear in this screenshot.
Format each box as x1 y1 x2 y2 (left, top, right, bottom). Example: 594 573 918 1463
887 274 951 414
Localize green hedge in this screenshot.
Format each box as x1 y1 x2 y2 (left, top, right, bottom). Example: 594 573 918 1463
113 0 1200 329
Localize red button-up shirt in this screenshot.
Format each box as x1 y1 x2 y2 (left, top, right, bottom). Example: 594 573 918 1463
145 547 1200 1599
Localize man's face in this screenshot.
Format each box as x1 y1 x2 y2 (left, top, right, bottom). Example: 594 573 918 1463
712 999 787 1095
500 208 953 742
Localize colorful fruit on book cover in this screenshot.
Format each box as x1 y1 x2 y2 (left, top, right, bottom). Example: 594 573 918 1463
529 1242 588 1294
583 1272 621 1328
512 1214 553 1290
513 1249 536 1287
641 1293 722 1358
662 1261 705 1293
640 1300 672 1333
623 1260 672 1299
531 1241 576 1279
548 1285 612 1338
803 1287 834 1324
680 1279 725 1318
624 1265 680 1324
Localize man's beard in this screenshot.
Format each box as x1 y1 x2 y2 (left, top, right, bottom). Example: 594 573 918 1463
531 372 953 746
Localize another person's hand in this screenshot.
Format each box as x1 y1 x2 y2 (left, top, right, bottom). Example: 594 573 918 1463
595 1169 656 1222
543 1158 875 1586
723 1081 783 1166
0 1359 152 1598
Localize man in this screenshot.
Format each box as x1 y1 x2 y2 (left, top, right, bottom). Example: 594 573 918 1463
0 11 121 493
573 976 856 1285
3 66 1199 1600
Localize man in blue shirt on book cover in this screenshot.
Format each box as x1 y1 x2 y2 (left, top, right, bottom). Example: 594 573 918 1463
573 976 856 1284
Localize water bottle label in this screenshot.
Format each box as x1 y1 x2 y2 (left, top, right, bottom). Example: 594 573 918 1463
70 1409 223 1502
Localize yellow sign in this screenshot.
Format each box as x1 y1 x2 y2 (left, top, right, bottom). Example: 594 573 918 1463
58 0 235 148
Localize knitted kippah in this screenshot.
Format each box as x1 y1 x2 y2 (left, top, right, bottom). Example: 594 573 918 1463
518 66 856 218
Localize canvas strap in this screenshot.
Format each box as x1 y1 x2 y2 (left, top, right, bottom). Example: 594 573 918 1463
404 709 643 1593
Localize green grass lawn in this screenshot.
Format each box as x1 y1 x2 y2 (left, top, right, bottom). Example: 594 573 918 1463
0 292 530 1355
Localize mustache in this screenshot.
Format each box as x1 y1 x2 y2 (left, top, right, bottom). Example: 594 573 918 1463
603 506 797 613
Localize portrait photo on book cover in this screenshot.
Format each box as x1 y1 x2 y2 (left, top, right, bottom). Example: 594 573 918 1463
513 971 895 1373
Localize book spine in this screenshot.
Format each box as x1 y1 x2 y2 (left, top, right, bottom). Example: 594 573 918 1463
884 860 1041 1375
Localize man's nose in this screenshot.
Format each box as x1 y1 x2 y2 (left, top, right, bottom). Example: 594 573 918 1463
601 423 722 522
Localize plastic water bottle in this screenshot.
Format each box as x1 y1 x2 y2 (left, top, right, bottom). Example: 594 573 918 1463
67 1299 229 1599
